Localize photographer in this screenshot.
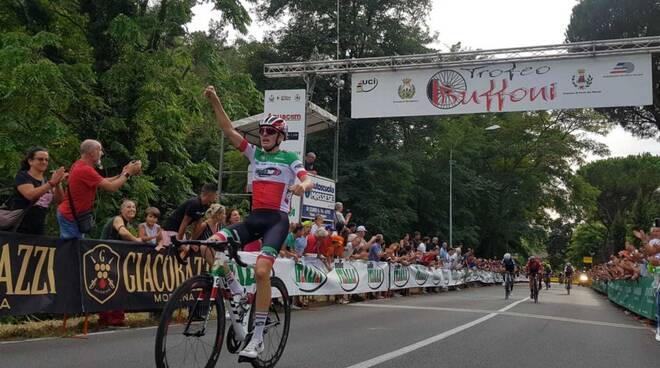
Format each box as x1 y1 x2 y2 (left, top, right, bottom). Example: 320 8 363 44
334 202 351 232
57 140 142 239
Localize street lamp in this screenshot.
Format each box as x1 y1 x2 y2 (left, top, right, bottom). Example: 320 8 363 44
449 124 501 248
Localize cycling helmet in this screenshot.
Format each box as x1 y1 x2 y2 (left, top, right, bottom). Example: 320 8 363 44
566 262 571 266
259 115 288 140
503 253 511 260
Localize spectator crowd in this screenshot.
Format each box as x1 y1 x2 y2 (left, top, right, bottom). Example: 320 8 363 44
591 226 660 282
1 142 516 316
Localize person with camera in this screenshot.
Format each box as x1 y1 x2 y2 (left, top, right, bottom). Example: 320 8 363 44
4 146 67 234
334 202 351 233
57 139 142 239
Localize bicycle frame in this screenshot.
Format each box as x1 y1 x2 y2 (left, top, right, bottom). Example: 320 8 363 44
184 250 251 342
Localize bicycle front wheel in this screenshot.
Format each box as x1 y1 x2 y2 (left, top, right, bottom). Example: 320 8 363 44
155 274 226 368
247 277 291 368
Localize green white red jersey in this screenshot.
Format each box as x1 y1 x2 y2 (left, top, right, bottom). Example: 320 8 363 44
240 139 307 213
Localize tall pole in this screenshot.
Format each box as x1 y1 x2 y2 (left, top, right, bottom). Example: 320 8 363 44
217 134 225 197
332 0 343 183
332 0 340 182
449 148 453 248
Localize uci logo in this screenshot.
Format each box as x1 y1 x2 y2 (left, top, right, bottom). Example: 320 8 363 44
83 244 121 305
356 78 378 93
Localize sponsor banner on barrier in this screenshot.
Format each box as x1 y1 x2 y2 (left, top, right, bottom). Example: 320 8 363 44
79 240 209 313
1 231 512 316
351 54 652 118
0 232 81 316
271 256 389 296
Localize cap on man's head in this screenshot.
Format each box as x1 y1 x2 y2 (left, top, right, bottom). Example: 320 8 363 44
302 220 313 227
357 225 367 232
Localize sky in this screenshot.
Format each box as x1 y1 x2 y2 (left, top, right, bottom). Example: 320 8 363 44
188 0 660 161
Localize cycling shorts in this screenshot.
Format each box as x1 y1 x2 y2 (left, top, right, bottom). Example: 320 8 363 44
227 209 289 261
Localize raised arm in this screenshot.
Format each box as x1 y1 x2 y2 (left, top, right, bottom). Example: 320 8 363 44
204 85 244 148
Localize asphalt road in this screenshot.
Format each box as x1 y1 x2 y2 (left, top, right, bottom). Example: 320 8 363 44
1 283 658 368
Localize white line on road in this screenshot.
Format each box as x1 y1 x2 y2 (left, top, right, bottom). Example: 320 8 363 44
348 302 649 330
343 297 529 368
0 325 159 345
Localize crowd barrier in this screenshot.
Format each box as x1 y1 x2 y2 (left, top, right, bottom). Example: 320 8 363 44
0 231 505 317
591 278 658 321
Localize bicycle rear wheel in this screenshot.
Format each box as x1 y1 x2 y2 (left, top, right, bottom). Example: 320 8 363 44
533 275 539 303
155 274 226 368
247 277 291 368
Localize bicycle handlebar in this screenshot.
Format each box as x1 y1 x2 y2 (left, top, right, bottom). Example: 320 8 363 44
168 236 248 268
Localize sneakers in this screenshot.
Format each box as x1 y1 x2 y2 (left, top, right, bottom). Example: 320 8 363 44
239 338 264 360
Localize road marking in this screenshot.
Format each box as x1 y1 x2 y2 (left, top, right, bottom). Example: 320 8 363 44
348 302 648 330
343 297 529 368
0 326 160 345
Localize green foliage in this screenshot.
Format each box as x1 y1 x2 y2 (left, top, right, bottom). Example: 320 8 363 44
570 154 660 261
0 0 259 235
566 221 607 266
565 0 660 138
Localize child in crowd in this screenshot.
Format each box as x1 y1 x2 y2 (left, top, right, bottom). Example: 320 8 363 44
138 207 163 250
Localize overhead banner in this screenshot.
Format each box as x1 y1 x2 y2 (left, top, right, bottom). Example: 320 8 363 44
264 89 307 161
351 54 653 118
301 174 336 220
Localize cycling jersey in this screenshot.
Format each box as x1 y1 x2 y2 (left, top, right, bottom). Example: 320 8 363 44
527 259 541 273
240 139 307 213
503 258 516 272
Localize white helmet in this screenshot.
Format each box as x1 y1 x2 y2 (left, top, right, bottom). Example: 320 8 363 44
503 253 511 260
259 115 288 140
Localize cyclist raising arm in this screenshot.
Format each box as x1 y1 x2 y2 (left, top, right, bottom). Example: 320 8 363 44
204 85 313 360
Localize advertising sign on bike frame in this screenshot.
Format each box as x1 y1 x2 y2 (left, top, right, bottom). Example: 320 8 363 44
351 53 652 118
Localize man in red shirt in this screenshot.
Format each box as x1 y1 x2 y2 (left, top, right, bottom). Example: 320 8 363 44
57 139 142 239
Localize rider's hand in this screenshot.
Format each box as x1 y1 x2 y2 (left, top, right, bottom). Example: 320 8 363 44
288 183 306 196
204 85 220 105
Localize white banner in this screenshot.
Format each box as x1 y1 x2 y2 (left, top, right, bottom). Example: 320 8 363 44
264 89 306 160
231 253 505 296
300 174 335 221
351 54 653 118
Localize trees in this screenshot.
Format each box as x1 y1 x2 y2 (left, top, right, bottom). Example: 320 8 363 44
217 1 614 257
0 1 261 235
570 155 660 261
565 0 660 138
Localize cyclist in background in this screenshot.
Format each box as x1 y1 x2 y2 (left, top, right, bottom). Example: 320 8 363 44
564 262 574 293
543 263 552 289
502 253 516 290
526 256 542 299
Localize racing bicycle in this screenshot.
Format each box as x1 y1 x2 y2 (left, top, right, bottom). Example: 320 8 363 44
154 236 291 368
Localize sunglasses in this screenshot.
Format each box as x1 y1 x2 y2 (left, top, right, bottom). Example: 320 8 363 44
259 127 280 136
